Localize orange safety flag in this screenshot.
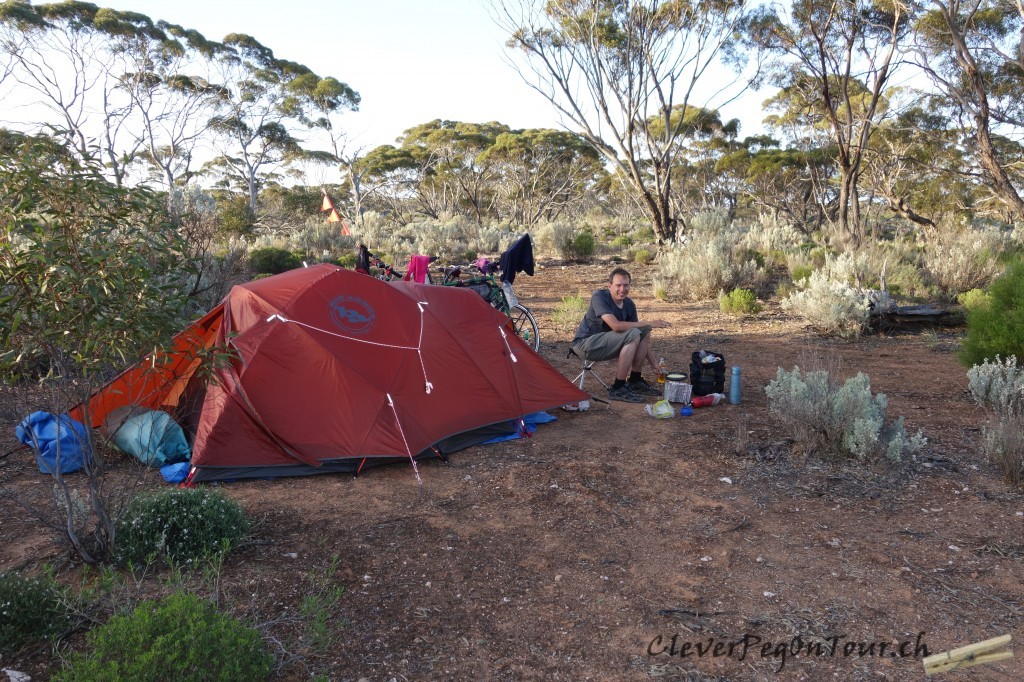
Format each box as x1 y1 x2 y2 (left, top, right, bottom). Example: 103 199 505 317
321 193 334 212
341 220 351 236
327 208 342 222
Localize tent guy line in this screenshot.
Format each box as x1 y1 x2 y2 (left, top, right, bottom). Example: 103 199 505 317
385 392 422 487
266 311 435 393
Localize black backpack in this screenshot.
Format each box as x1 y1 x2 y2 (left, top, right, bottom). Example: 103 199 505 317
690 350 726 396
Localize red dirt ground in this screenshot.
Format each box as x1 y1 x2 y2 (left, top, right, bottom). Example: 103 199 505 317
2 261 1022 681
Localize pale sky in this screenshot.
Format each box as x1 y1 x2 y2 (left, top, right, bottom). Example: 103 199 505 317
101 0 569 150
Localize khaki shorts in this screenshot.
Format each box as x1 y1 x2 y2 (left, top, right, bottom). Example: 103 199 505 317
573 326 650 362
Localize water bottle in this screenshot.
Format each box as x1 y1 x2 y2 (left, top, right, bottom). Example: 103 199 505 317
729 366 742 405
657 357 667 384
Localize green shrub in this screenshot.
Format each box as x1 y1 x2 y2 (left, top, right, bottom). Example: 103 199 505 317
634 226 656 243
246 247 302 275
551 294 589 332
719 288 762 317
215 194 257 237
570 231 596 261
0 571 67 655
116 488 251 567
611 234 633 248
333 252 357 268
957 288 990 310
55 592 273 682
790 264 814 283
737 248 766 270
967 356 1024 485
632 248 653 265
765 366 926 463
959 259 1024 367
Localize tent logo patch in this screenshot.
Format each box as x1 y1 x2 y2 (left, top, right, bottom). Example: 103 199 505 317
329 295 375 334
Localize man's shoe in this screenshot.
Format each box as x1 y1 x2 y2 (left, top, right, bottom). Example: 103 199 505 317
608 384 646 403
628 378 661 396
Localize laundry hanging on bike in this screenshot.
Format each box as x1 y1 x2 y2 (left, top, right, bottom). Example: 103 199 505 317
403 255 432 283
499 233 535 284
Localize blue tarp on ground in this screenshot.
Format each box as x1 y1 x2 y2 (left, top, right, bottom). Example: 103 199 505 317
15 411 90 474
481 411 557 444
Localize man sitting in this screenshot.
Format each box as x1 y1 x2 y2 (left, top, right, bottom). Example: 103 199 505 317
572 267 670 403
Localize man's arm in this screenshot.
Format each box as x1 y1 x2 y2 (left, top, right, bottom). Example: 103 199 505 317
598 314 670 333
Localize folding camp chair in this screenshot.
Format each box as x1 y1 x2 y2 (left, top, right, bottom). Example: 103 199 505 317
568 347 607 390
567 347 611 405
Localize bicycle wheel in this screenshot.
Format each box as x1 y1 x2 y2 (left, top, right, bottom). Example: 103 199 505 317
509 303 540 352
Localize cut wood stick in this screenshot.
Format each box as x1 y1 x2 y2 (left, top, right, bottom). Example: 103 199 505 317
923 635 1012 675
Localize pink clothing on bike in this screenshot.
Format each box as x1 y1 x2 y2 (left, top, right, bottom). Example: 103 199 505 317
404 255 431 283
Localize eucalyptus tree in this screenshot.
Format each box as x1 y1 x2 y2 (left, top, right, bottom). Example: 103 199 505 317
718 139 836 232
352 143 421 218
1 130 195 563
285 73 360 169
111 18 227 200
206 34 359 220
498 0 764 244
398 120 510 224
646 105 741 217
860 103 978 226
0 1 141 184
747 0 912 245
206 34 302 217
758 76 850 227
912 0 1024 221
477 127 605 225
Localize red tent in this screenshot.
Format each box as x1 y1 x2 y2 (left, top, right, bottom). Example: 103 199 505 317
76 264 586 481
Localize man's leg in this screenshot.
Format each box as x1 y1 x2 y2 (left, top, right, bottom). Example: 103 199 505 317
633 331 654 372
616 337 640 381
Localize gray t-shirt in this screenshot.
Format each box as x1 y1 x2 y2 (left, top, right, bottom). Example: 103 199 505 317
573 289 638 344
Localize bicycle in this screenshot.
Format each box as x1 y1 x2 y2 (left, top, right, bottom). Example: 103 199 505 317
360 251 539 351
368 255 404 281
438 261 540 352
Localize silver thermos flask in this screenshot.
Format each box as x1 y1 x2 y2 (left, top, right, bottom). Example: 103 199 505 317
729 366 741 405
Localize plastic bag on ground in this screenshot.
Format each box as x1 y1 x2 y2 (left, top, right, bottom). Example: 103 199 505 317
645 400 675 419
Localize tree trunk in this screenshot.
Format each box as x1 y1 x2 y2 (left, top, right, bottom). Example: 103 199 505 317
974 114 1024 220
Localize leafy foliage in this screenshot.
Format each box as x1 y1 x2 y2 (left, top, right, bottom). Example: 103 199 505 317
957 288 990 310
632 248 653 265
551 294 589 332
959 259 1024 367
54 592 273 681
0 571 68 655
0 132 194 383
116 488 251 567
719 288 762 316
246 246 303 275
765 366 926 463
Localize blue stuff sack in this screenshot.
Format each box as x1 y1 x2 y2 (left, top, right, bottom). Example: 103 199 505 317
15 411 90 474
160 461 192 484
